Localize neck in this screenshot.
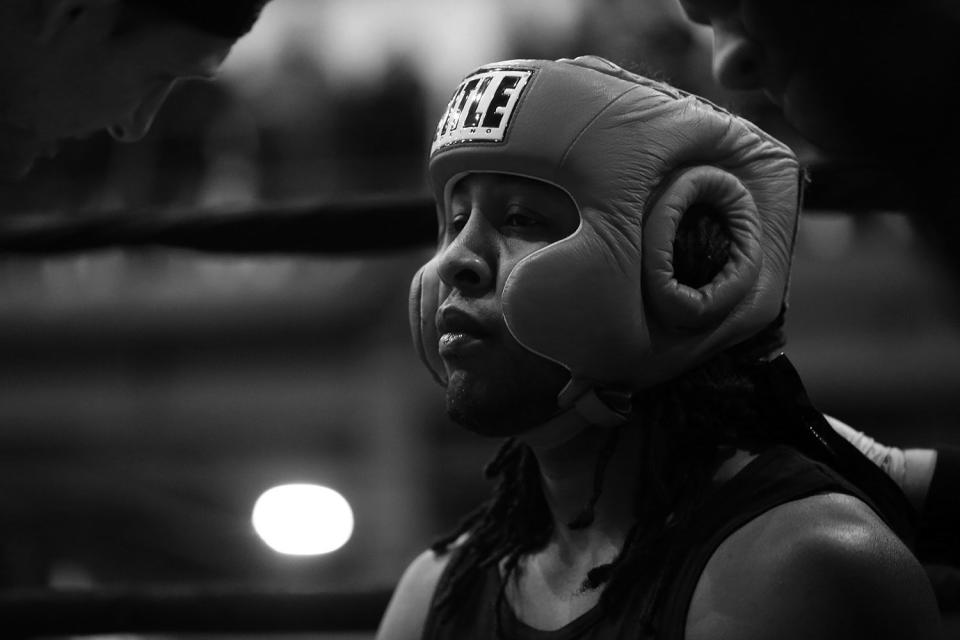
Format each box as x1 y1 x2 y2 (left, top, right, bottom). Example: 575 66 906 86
520 421 643 554
518 415 757 559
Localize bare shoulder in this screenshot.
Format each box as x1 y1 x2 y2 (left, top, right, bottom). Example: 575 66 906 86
375 546 455 640
686 492 941 640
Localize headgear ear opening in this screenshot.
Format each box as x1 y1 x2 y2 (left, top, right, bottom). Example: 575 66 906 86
643 166 763 332
671 202 730 288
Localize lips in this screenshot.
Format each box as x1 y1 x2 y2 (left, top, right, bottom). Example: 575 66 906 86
437 306 490 358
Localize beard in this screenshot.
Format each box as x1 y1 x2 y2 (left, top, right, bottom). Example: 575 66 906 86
444 355 570 438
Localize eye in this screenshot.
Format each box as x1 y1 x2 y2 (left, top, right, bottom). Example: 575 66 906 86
502 206 542 231
449 213 469 235
504 213 537 228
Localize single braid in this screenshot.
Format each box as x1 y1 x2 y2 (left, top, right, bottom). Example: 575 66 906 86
429 438 553 617
567 425 624 530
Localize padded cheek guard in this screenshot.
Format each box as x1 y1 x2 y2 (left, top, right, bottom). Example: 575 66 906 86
410 252 446 386
410 55 801 397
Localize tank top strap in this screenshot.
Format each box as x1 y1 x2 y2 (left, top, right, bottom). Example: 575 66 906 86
655 445 876 640
422 543 504 640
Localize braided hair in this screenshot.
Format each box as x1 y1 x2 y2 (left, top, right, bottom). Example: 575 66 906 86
429 201 786 634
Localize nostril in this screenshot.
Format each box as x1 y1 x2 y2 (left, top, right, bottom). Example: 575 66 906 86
455 269 481 287
437 242 491 292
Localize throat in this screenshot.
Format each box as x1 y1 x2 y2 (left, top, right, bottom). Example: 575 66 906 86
529 424 640 537
504 539 617 631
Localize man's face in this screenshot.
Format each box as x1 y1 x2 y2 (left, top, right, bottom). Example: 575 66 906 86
435 173 579 437
1 11 232 180
677 0 955 159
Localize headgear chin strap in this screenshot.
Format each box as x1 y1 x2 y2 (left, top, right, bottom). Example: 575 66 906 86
410 56 802 425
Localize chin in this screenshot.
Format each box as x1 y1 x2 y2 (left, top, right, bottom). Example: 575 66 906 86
444 370 557 438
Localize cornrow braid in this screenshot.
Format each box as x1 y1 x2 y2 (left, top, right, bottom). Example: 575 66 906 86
567 425 624 530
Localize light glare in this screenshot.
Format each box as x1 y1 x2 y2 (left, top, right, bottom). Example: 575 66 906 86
252 484 354 555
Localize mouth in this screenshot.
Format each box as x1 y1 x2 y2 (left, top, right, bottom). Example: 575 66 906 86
437 306 491 358
438 331 485 357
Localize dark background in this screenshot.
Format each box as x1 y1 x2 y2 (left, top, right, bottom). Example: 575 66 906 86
0 1 957 636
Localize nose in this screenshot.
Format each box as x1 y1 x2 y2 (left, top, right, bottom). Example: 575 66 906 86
712 25 766 91
108 81 176 143
436 214 494 296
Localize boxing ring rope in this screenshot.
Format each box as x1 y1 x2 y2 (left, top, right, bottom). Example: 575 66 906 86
0 585 393 636
0 192 437 255
0 193 426 635
0 164 949 637
0 165 923 255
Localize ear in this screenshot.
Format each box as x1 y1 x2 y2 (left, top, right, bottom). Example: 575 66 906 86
37 0 119 44
643 165 763 331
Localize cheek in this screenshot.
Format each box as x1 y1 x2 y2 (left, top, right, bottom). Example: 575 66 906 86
498 241 550 289
444 342 569 435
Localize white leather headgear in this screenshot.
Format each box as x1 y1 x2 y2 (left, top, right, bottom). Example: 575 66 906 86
410 56 801 411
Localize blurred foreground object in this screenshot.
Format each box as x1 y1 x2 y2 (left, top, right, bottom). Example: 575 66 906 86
0 192 435 255
0 163 931 256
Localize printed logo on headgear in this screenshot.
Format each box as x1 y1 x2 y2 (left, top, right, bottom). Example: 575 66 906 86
431 68 533 156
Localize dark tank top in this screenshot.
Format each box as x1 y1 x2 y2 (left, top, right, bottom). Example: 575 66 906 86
421 445 881 640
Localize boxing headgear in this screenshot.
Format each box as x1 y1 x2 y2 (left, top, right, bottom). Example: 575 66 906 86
410 56 801 414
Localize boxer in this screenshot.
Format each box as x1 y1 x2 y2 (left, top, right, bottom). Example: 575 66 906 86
378 56 939 640
0 0 270 182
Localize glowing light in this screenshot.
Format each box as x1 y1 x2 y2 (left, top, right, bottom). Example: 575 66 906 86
252 484 354 555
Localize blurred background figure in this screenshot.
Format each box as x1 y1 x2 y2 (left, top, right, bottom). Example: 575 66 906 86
0 0 957 635
0 0 271 184
673 0 960 277
673 0 960 587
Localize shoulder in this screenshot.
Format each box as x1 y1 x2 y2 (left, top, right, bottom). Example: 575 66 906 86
375 546 456 640
686 492 940 640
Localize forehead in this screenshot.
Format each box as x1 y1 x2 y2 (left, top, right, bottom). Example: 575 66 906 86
449 173 570 203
